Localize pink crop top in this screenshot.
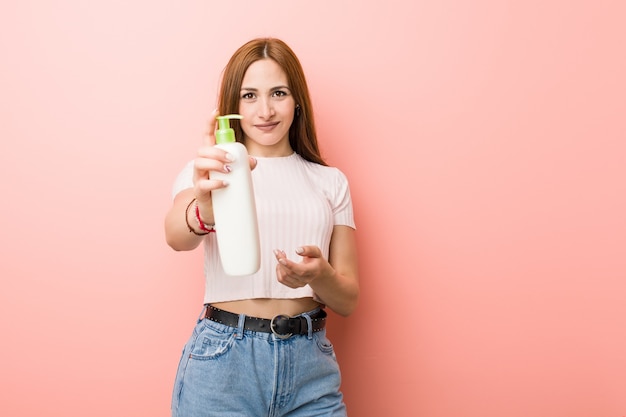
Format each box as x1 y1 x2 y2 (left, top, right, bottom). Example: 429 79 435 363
171 152 355 303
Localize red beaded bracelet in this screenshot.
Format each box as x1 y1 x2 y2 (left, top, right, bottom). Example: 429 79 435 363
185 198 209 236
195 201 215 233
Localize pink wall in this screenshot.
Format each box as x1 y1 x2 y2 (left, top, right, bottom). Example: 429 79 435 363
1 1 625 416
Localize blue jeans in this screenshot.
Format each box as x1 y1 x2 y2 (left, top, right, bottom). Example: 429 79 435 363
171 309 347 417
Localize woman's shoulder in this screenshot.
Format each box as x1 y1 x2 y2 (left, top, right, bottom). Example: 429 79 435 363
296 153 346 178
296 155 352 201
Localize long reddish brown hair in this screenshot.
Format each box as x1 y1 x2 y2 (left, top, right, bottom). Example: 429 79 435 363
218 38 326 166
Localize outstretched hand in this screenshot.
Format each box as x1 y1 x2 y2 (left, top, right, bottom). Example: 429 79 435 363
274 246 334 289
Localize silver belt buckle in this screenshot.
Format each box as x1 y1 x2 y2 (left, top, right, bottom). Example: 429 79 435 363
270 314 293 339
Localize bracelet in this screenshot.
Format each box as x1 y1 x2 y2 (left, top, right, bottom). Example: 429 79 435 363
185 198 209 236
195 201 215 233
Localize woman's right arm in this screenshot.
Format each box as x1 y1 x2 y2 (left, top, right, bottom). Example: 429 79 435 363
164 188 210 251
164 111 225 251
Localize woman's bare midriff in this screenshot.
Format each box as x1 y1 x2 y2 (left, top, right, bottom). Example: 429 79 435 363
210 297 321 319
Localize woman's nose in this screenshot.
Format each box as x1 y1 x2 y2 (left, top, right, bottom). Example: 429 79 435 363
258 97 274 119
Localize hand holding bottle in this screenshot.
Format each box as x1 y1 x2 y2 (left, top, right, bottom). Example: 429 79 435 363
193 110 257 222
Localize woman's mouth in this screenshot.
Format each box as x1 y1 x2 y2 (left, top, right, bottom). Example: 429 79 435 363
254 122 279 132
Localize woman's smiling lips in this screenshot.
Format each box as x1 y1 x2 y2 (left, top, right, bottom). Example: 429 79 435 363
254 121 280 132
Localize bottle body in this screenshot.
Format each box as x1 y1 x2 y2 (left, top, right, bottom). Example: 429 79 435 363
209 142 260 276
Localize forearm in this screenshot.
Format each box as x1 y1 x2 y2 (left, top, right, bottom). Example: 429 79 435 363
164 188 212 251
312 225 359 316
309 269 359 317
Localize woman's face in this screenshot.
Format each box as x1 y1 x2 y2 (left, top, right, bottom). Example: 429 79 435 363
238 59 296 157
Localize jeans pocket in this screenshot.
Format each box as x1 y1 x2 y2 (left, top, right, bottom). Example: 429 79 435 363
314 331 336 357
188 320 236 361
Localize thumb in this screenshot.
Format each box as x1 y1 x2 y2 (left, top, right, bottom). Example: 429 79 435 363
295 246 322 258
203 109 219 147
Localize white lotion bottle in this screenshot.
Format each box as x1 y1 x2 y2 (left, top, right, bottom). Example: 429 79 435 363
209 114 261 276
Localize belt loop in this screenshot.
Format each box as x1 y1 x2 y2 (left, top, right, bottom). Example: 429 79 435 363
198 304 209 323
302 313 313 340
236 313 246 339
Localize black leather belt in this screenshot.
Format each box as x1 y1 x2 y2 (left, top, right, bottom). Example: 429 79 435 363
204 305 327 339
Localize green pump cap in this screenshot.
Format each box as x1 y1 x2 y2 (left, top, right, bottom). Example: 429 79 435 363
215 114 243 144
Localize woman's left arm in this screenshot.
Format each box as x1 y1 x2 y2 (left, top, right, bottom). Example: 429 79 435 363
274 225 359 316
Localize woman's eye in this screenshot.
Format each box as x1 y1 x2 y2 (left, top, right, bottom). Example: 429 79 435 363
272 90 287 97
242 92 255 100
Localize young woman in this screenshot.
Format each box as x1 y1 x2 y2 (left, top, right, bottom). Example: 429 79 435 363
165 37 358 416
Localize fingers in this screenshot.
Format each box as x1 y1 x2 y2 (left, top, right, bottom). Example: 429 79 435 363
194 178 226 197
274 249 289 267
275 262 307 289
273 246 324 289
193 149 232 196
273 246 321 268
294 245 322 259
203 109 219 147
193 110 234 199
194 145 233 175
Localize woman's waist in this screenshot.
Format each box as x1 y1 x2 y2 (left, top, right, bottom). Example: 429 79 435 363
209 297 321 319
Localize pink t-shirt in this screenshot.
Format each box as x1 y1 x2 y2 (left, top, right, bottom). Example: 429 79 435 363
171 152 355 303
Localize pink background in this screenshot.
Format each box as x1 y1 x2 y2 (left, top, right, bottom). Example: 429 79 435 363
2 1 625 416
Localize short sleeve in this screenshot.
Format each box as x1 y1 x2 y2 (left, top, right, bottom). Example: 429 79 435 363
332 169 356 229
171 160 194 199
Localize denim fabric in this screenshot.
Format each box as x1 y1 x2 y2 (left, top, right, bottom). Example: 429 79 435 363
171 309 347 417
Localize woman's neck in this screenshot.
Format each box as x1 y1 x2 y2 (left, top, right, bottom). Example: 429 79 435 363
244 140 293 158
